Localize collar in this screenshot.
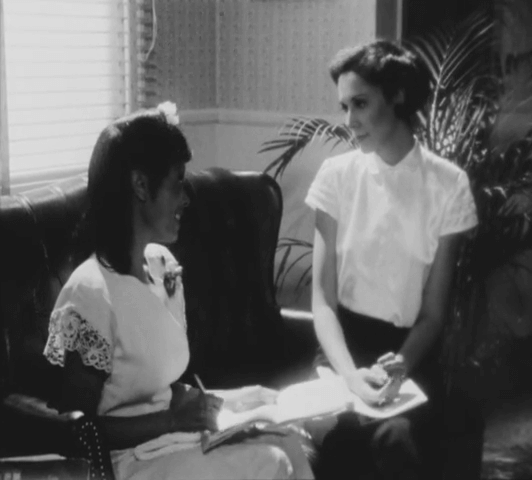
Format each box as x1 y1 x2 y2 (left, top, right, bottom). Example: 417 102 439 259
368 138 421 175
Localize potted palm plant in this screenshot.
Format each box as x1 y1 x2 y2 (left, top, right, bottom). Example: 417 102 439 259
259 8 532 399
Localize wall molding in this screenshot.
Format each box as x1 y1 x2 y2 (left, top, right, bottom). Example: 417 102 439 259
376 0 402 40
9 108 344 194
179 108 343 127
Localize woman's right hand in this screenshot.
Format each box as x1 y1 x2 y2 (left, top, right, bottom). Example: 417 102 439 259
170 386 223 432
344 368 388 405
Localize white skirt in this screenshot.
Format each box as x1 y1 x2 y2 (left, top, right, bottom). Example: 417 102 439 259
111 432 314 480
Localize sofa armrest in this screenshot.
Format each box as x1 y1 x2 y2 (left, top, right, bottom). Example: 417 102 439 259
2 394 83 457
276 308 318 385
3 393 83 422
0 455 90 479
281 308 314 323
281 308 315 352
72 415 115 480
2 394 115 479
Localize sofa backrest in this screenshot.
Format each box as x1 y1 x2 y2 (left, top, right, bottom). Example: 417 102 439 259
174 168 286 387
0 167 285 402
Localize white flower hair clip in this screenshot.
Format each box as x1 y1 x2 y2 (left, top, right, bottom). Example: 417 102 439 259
157 101 180 125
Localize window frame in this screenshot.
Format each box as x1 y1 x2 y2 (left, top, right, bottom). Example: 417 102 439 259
0 0 148 195
376 0 404 40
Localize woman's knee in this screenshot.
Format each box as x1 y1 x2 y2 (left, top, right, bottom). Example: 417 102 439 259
371 417 416 452
371 418 422 479
256 445 293 479
304 416 338 447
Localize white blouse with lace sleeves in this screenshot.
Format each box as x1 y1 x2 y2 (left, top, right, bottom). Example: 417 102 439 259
44 259 115 375
440 169 478 236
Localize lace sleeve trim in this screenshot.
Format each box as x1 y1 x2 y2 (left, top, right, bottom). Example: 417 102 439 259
44 304 113 374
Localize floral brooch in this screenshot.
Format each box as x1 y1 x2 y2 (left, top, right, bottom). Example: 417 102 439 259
144 243 182 298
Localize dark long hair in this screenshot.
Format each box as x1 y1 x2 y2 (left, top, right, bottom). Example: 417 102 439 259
76 105 191 274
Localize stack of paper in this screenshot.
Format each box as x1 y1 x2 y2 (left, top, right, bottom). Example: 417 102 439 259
217 369 428 431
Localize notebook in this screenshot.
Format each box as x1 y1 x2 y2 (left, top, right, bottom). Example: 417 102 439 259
202 368 428 453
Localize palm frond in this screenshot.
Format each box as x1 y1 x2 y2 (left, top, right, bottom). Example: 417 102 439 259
260 117 355 180
407 9 498 163
279 250 313 292
276 237 313 249
274 238 313 293
295 264 313 293
274 240 293 291
406 9 495 95
439 14 494 89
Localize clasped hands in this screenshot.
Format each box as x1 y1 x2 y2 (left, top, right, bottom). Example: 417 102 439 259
169 383 278 432
345 352 407 406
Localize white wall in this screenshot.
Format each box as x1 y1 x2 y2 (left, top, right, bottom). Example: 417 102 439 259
215 0 376 113
149 0 377 113
149 0 379 309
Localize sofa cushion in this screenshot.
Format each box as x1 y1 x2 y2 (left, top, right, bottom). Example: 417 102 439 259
172 169 287 387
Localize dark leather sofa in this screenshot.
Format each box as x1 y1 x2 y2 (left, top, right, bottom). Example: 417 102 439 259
0 166 489 480
0 167 317 477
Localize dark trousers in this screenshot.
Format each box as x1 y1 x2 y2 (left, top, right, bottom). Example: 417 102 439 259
307 305 445 480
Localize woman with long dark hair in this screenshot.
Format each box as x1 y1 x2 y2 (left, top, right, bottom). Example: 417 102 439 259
44 103 314 480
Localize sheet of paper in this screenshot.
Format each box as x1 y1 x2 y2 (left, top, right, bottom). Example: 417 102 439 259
274 374 428 421
273 376 353 423
216 370 428 431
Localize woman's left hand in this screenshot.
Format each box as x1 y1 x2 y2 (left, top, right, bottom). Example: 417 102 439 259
374 352 407 405
376 352 407 379
376 375 404 405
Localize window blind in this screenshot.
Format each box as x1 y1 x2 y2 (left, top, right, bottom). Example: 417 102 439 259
2 0 148 192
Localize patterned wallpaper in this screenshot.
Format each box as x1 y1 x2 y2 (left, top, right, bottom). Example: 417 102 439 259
145 0 217 110
147 0 376 115
217 0 375 114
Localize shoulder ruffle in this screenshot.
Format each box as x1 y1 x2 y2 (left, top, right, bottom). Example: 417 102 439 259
44 304 113 374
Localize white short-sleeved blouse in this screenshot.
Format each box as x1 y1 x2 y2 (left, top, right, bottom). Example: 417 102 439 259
44 244 189 417
43 246 313 480
305 140 478 327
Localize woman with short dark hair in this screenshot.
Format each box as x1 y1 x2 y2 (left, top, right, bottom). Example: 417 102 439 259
305 40 478 479
328 40 431 128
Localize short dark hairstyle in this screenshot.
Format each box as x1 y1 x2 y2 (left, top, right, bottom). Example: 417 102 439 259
329 40 431 125
77 104 191 274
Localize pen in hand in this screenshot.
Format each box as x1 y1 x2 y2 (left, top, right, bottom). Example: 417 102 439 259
192 374 223 433
194 373 207 395
193 373 224 412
